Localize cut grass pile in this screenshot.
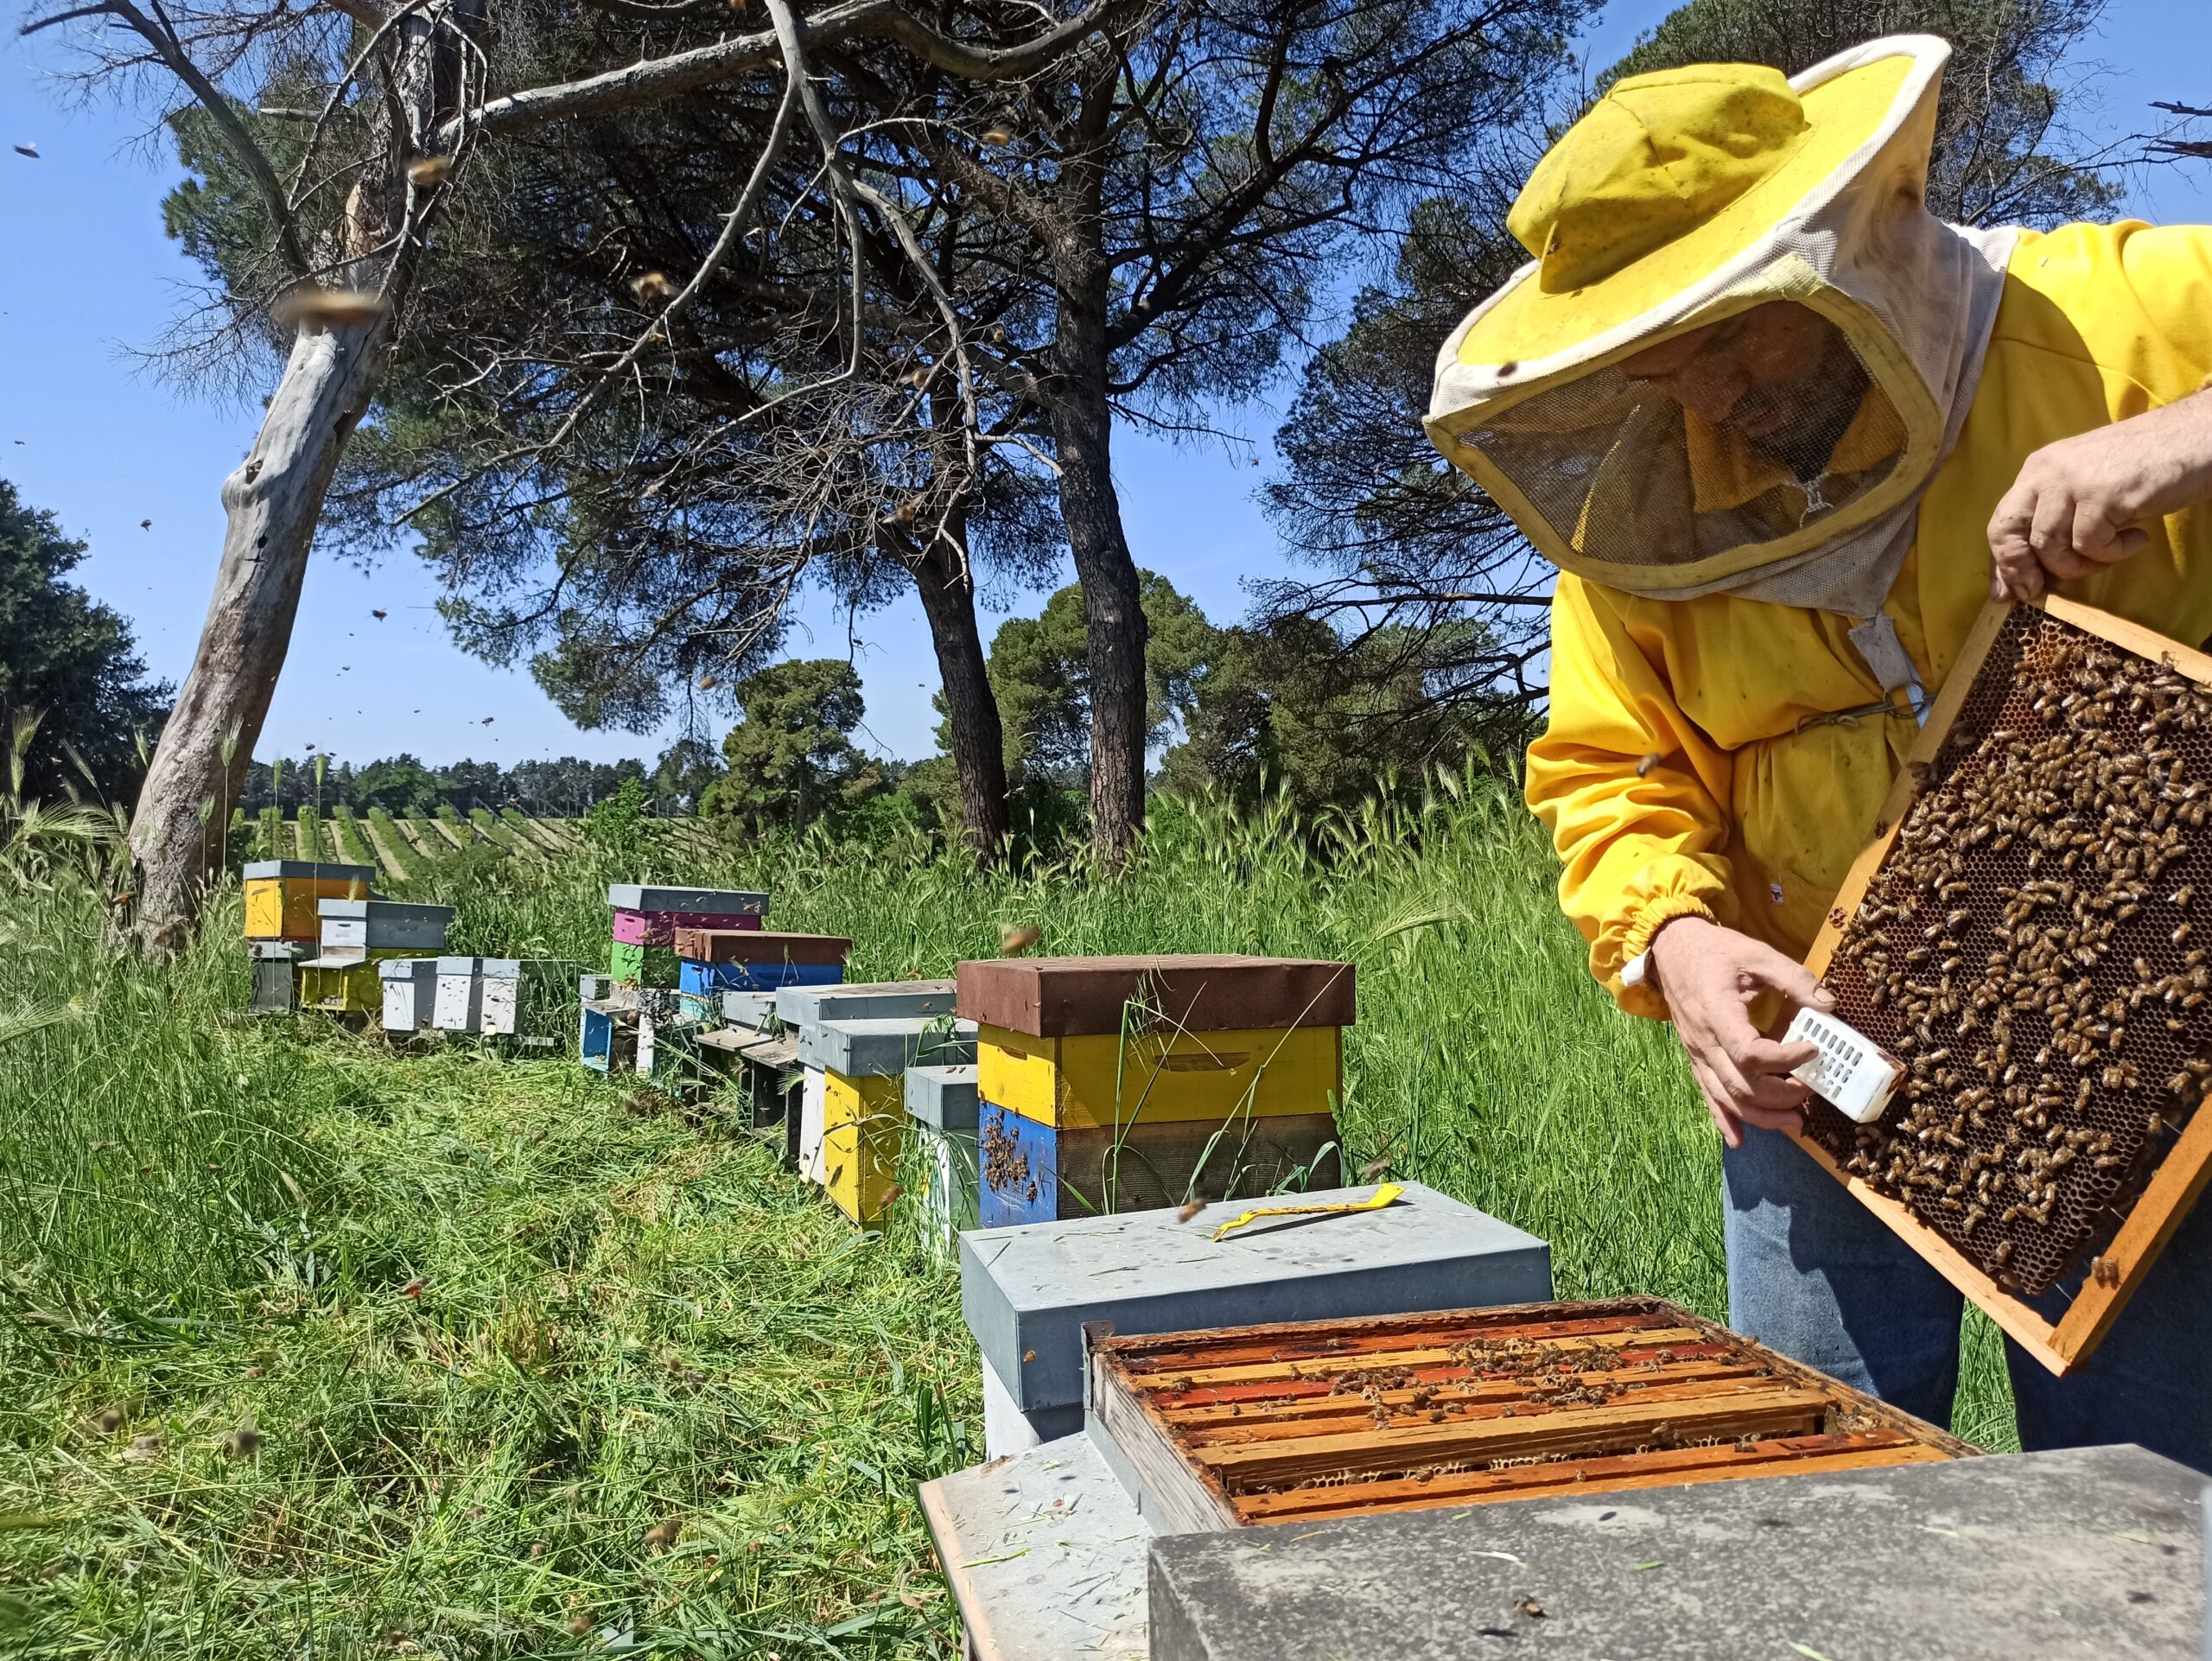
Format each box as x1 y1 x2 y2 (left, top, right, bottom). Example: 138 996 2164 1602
0 775 2018 1656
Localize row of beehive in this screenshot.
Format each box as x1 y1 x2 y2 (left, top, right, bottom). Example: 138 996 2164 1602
247 864 1357 1247
243 859 556 1041
600 949 1357 1251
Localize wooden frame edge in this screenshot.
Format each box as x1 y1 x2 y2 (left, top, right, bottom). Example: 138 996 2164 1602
1793 593 2212 1378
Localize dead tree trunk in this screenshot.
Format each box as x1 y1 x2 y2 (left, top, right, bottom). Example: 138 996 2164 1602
116 3 449 951
901 518 1008 861
122 321 388 949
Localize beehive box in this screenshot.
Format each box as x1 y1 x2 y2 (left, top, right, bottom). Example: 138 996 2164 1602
249 939 314 1014
677 958 842 995
380 957 441 1032
607 884 770 917
959 956 1353 1226
673 927 849 966
965 1182 1550 1454
1090 1296 1972 1532
580 1001 639 1073
243 860 375 941
613 908 766 947
608 941 679 987
906 1063 980 1257
301 950 434 1017
804 1018 977 1225
434 958 568 1039
781 982 958 1185
1798 595 2212 1375
317 899 454 953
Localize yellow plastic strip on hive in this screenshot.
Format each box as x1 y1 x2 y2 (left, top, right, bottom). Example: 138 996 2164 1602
1210 1184 1404 1243
821 1069 907 1225
977 1022 1340 1130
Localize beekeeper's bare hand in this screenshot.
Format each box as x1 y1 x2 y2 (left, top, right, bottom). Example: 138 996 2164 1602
1648 915 1833 1149
1987 391 2212 601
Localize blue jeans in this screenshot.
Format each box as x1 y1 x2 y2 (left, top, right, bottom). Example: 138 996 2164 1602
1722 1125 2212 1472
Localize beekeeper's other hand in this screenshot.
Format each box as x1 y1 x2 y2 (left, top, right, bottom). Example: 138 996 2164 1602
1988 389 2212 601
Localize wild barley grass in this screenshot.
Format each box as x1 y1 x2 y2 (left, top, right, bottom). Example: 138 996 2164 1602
0 776 2018 1657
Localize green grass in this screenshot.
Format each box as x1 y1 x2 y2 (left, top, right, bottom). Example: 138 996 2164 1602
0 775 2018 1656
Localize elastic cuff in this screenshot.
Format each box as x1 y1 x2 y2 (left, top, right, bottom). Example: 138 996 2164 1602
1611 895 1719 1021
1619 894 1718 966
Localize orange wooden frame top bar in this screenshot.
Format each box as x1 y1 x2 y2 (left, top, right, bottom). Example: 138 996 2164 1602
1796 594 2212 1377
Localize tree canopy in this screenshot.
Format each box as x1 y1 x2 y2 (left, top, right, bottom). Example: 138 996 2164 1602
0 481 170 805
705 659 883 830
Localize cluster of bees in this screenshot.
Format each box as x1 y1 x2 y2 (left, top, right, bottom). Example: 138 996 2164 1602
1817 619 2212 1295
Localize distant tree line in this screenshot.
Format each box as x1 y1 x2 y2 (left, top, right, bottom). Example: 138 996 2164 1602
236 743 724 820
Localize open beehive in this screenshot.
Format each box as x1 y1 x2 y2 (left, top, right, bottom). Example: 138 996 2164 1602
1089 1296 1970 1530
1799 595 2212 1375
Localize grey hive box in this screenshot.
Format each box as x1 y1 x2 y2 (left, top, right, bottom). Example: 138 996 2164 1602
909 1064 982 1259
316 898 454 951
606 884 767 917
961 1182 1551 1454
1146 1444 2205 1661
776 977 957 1028
718 989 781 1030
906 1063 979 1133
800 1015 976 1077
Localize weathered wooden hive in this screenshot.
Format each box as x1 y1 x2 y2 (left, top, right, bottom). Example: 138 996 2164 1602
959 955 1353 1226
1089 1297 1972 1530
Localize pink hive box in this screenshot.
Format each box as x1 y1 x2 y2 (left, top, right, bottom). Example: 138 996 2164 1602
612 909 766 947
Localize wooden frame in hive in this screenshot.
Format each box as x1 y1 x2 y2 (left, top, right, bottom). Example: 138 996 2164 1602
1796 594 2212 1376
1087 1297 1972 1531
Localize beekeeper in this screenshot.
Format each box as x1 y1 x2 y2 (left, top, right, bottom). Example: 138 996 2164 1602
1427 35 2212 1467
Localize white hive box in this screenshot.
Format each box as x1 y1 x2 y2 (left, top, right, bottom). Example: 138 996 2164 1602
379 958 441 1033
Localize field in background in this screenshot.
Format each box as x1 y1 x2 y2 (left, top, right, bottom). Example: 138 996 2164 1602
1 776 2018 1656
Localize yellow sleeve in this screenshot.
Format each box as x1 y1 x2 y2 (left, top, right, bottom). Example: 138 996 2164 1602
1525 574 1738 1019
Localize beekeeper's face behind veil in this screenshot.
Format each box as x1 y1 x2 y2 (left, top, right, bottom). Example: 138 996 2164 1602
1427 36 2018 623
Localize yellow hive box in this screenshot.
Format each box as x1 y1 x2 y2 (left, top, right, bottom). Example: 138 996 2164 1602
299 949 428 1016
820 1070 906 1225
976 1021 1340 1130
243 860 374 940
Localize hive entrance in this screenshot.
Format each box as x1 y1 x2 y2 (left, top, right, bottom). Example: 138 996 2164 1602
1808 606 2212 1299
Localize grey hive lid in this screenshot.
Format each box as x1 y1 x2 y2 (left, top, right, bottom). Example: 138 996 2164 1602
244 859 376 881
959 1182 1551 1414
775 978 957 1028
606 883 769 915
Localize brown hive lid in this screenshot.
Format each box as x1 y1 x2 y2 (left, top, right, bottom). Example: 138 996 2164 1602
957 954 1356 1038
673 927 851 965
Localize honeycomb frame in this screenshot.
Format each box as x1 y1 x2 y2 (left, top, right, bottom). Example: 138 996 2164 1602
1797 595 2212 1377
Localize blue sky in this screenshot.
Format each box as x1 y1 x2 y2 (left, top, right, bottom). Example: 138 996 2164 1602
3 1 2208 769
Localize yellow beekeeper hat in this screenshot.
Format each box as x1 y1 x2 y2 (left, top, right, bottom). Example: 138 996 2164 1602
1423 36 1961 595
1433 35 1946 388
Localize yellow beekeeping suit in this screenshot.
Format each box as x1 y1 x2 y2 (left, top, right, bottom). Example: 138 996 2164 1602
1529 221 2212 1017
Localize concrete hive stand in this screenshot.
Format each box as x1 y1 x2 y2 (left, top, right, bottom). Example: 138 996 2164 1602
1145 1442 2206 1661
959 1182 1552 1457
